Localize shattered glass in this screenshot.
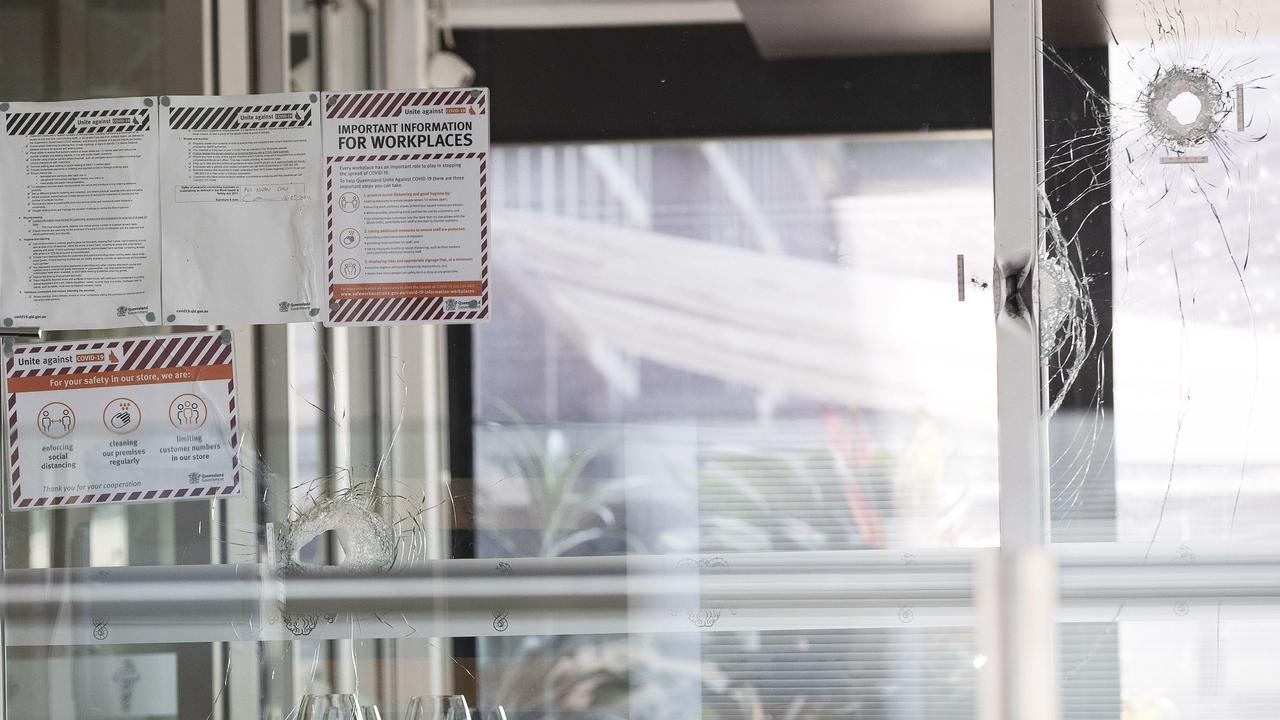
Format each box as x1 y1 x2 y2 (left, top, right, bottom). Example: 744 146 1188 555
1041 0 1280 716
1042 0 1278 544
274 486 399 578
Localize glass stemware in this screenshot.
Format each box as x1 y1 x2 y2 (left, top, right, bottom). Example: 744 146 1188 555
295 693 364 720
405 694 471 720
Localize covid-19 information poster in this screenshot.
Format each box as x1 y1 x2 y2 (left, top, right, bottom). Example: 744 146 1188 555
321 88 491 325
159 93 325 325
3 331 241 510
0 88 493 332
0 97 163 330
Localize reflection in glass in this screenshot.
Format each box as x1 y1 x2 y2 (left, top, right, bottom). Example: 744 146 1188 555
477 137 999 561
0 0 166 101
471 135 997 718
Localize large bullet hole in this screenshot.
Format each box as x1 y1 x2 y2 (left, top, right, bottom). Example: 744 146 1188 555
1141 67 1226 149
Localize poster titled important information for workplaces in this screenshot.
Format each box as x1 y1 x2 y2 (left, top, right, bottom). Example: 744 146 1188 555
3 331 241 509
322 88 491 324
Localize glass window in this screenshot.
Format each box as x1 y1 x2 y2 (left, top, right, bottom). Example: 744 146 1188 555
1 1 1273 718
1041 1 1280 717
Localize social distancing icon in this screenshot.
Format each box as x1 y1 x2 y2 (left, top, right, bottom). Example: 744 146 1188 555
38 402 75 439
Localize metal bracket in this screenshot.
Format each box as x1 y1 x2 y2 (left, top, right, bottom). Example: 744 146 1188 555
0 327 41 340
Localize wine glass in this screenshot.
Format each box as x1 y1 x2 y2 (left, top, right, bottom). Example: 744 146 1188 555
295 693 364 720
474 707 507 720
405 694 471 720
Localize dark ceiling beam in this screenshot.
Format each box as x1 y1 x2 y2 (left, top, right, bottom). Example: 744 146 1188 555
453 24 992 144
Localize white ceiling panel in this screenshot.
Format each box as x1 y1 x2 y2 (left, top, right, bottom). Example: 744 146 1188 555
450 0 742 28
736 0 990 59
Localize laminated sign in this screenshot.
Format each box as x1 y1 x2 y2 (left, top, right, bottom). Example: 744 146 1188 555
159 93 325 324
322 88 491 324
0 97 162 330
3 331 241 509
0 87 493 330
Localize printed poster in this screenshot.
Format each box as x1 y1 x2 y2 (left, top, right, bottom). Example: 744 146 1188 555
159 93 325 324
0 97 162 330
3 331 241 510
321 88 491 325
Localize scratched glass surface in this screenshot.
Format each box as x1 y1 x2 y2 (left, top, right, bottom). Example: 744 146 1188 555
1040 0 1280 718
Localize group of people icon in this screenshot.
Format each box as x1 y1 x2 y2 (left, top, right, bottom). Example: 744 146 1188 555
173 399 202 426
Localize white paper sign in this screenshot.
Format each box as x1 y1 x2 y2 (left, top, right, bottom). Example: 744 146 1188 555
159 93 325 324
0 97 162 330
322 88 491 324
3 331 241 510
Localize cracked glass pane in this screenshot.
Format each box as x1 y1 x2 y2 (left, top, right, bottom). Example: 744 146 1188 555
1042 0 1280 717
1043 0 1277 545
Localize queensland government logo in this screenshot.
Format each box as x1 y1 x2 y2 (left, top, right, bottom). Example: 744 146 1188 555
444 298 481 312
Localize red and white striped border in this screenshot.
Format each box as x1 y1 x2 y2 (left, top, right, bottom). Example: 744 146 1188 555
4 108 151 136
169 102 312 131
323 88 487 120
4 332 241 510
325 152 490 325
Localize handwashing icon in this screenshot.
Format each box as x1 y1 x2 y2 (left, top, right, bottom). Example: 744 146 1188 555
103 398 140 434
